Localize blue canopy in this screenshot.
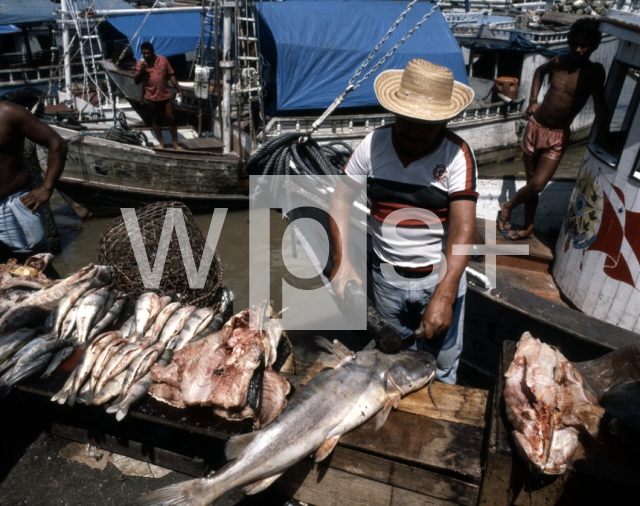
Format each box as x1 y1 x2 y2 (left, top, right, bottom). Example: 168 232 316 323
255 2 467 112
0 24 21 34
107 12 201 61
0 0 133 26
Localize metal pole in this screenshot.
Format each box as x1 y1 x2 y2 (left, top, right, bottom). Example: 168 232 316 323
61 0 72 94
221 6 234 154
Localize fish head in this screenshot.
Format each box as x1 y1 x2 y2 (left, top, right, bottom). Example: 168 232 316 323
94 266 115 284
385 351 437 396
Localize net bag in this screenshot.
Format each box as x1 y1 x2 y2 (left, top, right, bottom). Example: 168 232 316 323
97 201 223 308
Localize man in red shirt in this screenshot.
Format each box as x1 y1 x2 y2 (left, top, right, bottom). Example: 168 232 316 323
134 41 183 149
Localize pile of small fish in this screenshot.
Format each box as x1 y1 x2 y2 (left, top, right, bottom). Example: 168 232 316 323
52 288 234 422
129 339 437 506
149 305 291 429
0 262 116 397
504 333 605 475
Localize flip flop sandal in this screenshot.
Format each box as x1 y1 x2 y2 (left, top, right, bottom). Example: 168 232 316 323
503 229 528 241
496 211 511 231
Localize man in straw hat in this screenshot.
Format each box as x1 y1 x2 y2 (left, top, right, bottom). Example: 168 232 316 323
330 59 477 384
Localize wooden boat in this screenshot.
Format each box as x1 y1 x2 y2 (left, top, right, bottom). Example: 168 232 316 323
38 125 247 216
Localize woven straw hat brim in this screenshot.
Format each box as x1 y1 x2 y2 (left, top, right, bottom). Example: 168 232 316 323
375 70 474 122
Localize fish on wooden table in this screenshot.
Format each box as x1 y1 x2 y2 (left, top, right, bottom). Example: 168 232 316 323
129 338 437 506
88 299 125 341
107 347 176 421
172 307 215 351
144 302 182 346
40 345 76 379
0 338 71 397
128 293 162 342
0 265 113 333
43 280 95 337
157 306 196 344
75 287 113 347
0 329 38 363
504 333 605 475
51 331 122 406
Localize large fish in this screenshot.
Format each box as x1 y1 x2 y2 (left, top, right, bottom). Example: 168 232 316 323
0 289 35 317
129 339 437 506
0 329 38 363
88 299 125 341
58 288 97 342
0 265 113 333
172 308 215 351
128 293 162 342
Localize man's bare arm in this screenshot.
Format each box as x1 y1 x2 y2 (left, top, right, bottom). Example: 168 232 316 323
169 75 183 98
526 58 558 119
421 199 476 339
133 61 146 85
14 107 68 211
328 177 363 298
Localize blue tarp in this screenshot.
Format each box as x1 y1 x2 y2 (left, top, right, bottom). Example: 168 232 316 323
0 24 20 34
0 0 133 26
507 32 570 58
255 2 467 112
107 12 201 61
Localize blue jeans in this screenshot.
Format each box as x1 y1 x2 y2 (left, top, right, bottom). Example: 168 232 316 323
371 259 465 384
0 190 49 254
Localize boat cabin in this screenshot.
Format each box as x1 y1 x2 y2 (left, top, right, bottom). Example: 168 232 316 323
553 9 640 333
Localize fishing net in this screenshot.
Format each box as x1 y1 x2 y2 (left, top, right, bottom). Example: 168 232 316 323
97 201 223 308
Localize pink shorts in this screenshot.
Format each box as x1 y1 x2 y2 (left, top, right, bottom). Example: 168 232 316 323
521 117 570 161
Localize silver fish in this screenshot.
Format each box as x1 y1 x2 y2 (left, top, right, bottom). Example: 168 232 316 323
94 341 145 395
89 338 127 393
173 307 215 351
92 370 127 405
43 280 94 337
157 306 196 344
60 287 99 342
119 342 165 400
146 302 181 346
0 339 70 397
0 329 38 363
76 287 112 347
128 293 162 342
129 339 437 506
119 314 136 340
107 348 175 421
40 346 76 379
51 331 121 405
88 299 125 341
0 264 110 333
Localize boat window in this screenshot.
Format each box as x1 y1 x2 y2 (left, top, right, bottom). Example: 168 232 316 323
590 60 640 168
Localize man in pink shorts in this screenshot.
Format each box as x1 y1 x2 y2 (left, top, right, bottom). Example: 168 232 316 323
498 19 611 240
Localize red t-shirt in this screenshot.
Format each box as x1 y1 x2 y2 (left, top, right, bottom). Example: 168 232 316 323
136 54 174 102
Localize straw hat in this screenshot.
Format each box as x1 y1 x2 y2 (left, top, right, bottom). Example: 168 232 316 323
374 59 474 122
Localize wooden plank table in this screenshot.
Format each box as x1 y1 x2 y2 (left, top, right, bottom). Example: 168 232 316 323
274 362 490 506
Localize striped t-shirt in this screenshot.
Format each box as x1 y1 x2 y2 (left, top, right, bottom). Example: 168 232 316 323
344 125 478 269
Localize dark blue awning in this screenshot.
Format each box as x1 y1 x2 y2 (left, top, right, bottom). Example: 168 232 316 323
255 2 467 112
0 24 21 34
106 12 201 61
0 0 133 26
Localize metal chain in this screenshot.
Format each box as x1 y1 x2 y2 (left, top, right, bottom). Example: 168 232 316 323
349 1 441 92
115 0 163 66
305 1 441 138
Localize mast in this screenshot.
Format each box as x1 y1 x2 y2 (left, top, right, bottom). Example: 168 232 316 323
61 0 73 94
221 3 234 154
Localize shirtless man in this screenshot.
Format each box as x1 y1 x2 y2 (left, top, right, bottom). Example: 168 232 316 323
0 100 67 256
498 19 610 240
134 42 183 149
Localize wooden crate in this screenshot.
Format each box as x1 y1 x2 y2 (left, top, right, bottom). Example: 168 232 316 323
274 363 490 506
478 341 640 506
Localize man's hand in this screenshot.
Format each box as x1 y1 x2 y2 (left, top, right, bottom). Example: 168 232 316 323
524 102 539 120
329 261 362 300
420 295 454 340
139 59 148 70
20 187 53 212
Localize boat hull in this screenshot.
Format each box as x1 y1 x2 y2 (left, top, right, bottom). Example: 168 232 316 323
41 126 247 216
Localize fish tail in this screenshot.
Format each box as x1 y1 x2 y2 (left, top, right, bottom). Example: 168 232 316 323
427 379 441 414
127 477 219 506
115 405 129 422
